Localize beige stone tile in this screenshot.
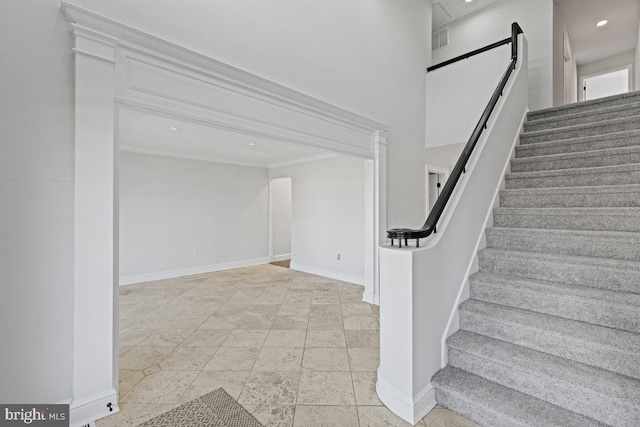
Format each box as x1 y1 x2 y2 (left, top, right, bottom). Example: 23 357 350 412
352 371 382 405
305 330 346 348
119 346 175 371
138 328 194 347
119 346 134 356
272 316 309 330
341 302 374 317
264 330 307 348
422 405 478 427
162 315 208 329
348 348 379 372
120 370 199 403
180 370 251 402
243 405 295 427
345 330 379 348
198 313 241 329
118 370 145 397
358 405 421 426
180 329 231 347
159 346 218 371
343 315 379 330
311 290 340 305
119 328 155 347
204 347 261 371
278 304 311 316
293 406 359 427
238 372 299 405
143 365 161 376
302 348 350 372
235 313 277 330
307 315 343 330
254 347 304 372
297 372 355 405
283 291 313 305
222 329 269 347
310 304 342 317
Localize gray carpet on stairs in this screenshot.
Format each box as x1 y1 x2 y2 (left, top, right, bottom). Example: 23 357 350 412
433 90 640 427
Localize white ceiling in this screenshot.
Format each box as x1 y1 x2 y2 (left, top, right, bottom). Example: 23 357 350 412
118 109 332 168
432 0 501 29
555 0 640 64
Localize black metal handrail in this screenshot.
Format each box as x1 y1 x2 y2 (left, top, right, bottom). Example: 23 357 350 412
427 37 511 72
388 22 523 248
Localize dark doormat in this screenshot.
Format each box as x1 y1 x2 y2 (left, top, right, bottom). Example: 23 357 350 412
137 388 262 427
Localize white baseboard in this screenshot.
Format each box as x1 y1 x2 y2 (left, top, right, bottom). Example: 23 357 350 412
289 262 365 286
376 372 436 425
270 253 291 262
70 388 118 427
362 286 379 305
119 257 270 286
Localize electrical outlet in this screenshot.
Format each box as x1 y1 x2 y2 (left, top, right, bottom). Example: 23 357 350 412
193 250 199 258
336 253 341 261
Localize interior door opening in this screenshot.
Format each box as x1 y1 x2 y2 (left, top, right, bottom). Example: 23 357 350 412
269 177 292 269
582 66 630 101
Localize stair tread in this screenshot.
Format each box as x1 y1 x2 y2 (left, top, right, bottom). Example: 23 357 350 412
478 247 640 271
486 226 640 244
516 129 640 152
448 330 640 403
432 366 605 427
459 299 640 353
526 101 640 126
470 271 640 309
512 144 640 165
494 206 640 216
527 91 640 120
506 162 640 179
501 184 640 196
522 114 640 139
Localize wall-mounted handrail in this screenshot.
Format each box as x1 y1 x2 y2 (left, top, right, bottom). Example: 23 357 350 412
427 37 511 72
388 22 523 248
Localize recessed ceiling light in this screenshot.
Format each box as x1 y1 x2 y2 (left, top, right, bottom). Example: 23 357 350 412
596 19 608 27
165 126 180 131
465 0 473 3
247 142 257 146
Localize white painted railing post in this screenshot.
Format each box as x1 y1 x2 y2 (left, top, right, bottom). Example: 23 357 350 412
70 23 119 426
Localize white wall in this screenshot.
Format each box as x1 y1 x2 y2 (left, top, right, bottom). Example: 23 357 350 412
553 3 577 106
432 0 553 110
270 156 366 284
578 50 636 99
270 177 292 260
119 152 269 282
73 0 431 232
0 0 74 404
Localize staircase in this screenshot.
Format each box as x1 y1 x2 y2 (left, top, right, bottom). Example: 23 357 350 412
432 92 640 427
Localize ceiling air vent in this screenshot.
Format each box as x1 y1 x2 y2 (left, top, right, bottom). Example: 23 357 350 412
432 27 450 52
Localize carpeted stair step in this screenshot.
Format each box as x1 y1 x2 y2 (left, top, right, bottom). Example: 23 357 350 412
516 129 640 158
485 227 640 261
511 145 640 172
458 300 640 379
504 163 640 189
527 91 640 122
493 206 640 232
524 102 640 133
446 331 640 426
477 248 640 293
499 185 640 208
520 115 640 145
469 272 640 332
432 366 605 427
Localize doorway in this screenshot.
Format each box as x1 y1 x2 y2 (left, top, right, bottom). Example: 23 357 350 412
428 172 443 212
269 177 292 268
581 66 631 101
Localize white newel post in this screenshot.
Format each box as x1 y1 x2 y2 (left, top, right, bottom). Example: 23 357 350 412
377 246 435 425
70 24 119 426
364 131 388 305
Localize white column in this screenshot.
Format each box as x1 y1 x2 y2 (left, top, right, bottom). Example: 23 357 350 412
70 23 119 427
363 131 388 305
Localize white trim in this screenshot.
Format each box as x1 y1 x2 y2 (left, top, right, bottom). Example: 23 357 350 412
119 257 269 286
440 109 528 366
119 146 267 169
267 153 337 169
271 253 291 263
290 262 364 286
376 372 436 425
70 388 118 427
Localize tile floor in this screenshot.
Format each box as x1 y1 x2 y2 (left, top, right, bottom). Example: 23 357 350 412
97 264 476 427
